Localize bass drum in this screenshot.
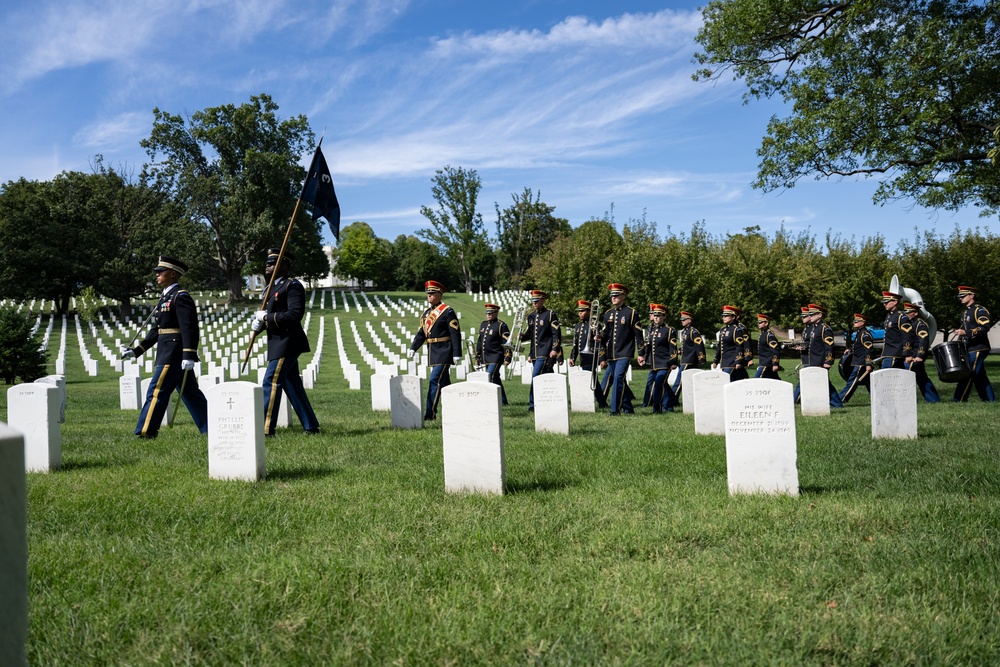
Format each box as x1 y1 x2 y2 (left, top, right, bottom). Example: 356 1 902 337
838 351 853 380
931 341 972 383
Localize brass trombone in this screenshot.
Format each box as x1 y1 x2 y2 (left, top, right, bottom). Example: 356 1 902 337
582 298 603 391
503 304 531 353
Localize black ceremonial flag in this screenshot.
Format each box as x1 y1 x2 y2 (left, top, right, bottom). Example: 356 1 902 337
302 145 341 242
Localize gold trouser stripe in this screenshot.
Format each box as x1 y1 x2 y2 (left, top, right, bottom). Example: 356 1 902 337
141 364 171 435
159 328 181 334
956 350 982 401
264 358 285 431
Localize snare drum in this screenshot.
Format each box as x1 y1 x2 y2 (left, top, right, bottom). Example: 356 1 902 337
931 340 972 382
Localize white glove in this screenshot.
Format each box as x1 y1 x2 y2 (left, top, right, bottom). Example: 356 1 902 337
407 349 415 359
453 357 462 366
120 346 135 360
250 318 264 332
181 360 196 372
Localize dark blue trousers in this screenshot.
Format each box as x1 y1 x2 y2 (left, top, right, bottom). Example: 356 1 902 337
262 356 319 434
954 350 996 402
642 370 655 406
649 369 678 412
754 364 780 379
838 365 871 404
486 362 508 405
604 358 635 414
135 364 208 437
425 363 451 419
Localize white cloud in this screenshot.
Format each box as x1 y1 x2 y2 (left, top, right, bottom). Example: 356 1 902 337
431 10 702 57
73 112 149 151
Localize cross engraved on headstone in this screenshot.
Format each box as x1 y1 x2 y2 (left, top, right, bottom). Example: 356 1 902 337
227 397 236 410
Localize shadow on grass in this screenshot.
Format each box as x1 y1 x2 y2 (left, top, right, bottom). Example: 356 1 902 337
59 458 120 471
505 476 576 494
266 465 339 481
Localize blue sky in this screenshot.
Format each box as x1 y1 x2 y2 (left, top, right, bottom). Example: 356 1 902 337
0 0 989 248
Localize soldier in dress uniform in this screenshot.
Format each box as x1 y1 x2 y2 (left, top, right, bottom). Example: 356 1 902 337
839 313 875 404
641 304 679 413
408 280 462 420
806 304 844 408
880 291 912 369
903 302 941 403
519 289 561 411
671 310 705 400
596 283 645 415
121 255 208 439
797 305 813 368
640 311 657 407
568 300 596 372
250 248 320 436
953 285 996 402
752 313 782 379
713 305 750 381
476 303 512 406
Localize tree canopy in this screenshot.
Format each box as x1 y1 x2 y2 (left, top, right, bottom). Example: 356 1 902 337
694 0 1000 216
141 93 317 302
418 166 492 293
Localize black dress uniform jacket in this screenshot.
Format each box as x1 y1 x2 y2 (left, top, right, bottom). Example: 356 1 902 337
882 309 913 358
643 324 678 371
520 308 561 360
412 302 462 365
134 285 200 365
570 320 596 367
714 323 750 368
808 321 836 367
678 325 706 366
757 328 782 368
476 320 511 365
850 327 874 366
600 306 644 361
264 277 310 361
907 317 933 361
961 304 992 352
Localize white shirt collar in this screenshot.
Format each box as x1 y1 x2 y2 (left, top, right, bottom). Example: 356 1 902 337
162 283 178 296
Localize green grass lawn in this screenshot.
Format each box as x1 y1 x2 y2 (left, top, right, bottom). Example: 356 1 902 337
5 291 1000 665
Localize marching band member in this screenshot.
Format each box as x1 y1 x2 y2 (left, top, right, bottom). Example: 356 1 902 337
753 312 782 379
408 280 462 420
880 291 912 369
713 305 750 381
641 304 679 413
568 300 596 372
839 313 874 404
519 289 561 412
953 285 996 402
671 311 705 399
476 303 512 406
597 283 645 415
903 302 941 403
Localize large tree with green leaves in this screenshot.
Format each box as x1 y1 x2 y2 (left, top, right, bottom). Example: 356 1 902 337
494 188 571 289
333 222 393 287
141 93 316 302
0 306 47 384
695 0 1000 215
418 165 490 293
0 174 106 313
88 158 217 318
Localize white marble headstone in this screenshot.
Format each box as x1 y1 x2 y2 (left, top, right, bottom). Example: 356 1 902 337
34 375 66 423
799 367 831 416
870 368 918 439
441 382 505 494
681 368 702 414
467 370 490 383
521 363 533 385
568 368 596 413
0 423 27 667
693 370 729 435
371 373 392 411
206 382 265 481
724 379 798 496
6 384 61 472
533 373 569 435
119 375 141 410
389 375 423 429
